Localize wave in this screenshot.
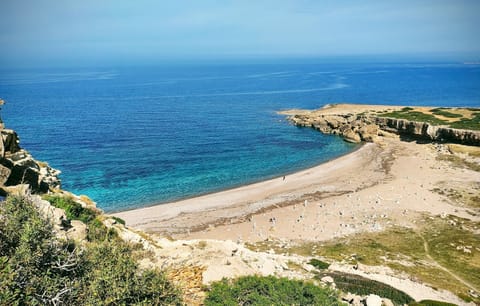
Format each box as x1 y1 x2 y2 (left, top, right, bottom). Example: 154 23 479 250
245 71 297 78
0 71 117 85
155 83 349 99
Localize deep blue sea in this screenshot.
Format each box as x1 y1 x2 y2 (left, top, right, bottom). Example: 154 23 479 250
1 61 479 212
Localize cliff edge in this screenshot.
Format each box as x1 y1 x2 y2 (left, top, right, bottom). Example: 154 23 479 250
284 104 480 146
0 125 61 196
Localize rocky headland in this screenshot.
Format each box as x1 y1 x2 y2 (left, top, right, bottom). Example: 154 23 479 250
283 104 480 145
0 125 61 195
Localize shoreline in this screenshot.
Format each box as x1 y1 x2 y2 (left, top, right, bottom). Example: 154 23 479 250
113 141 375 233
109 139 365 215
114 103 480 243
109 139 362 215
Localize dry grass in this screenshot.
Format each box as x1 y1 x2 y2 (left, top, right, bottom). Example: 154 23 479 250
79 195 96 206
437 154 480 172
246 216 480 303
433 181 480 209
448 144 480 158
168 265 206 306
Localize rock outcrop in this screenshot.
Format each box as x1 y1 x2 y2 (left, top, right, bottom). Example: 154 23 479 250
375 117 480 145
0 127 61 195
289 113 380 143
288 111 480 146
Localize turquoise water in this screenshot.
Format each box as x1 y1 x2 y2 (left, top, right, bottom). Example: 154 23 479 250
1 62 479 212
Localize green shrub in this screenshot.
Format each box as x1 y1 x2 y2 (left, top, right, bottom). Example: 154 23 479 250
44 195 97 224
83 240 182 305
449 113 480 130
112 216 126 225
86 217 118 242
205 275 340 306
379 110 447 125
409 300 457 306
44 195 119 242
0 195 183 305
430 108 463 118
0 195 83 305
309 258 330 270
318 272 414 305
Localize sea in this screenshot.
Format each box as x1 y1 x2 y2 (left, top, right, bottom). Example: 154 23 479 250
1 61 479 212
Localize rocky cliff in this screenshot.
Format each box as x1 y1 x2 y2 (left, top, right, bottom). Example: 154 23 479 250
0 126 61 195
288 110 480 146
375 117 480 145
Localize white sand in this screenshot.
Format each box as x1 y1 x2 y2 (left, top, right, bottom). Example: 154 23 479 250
114 137 479 242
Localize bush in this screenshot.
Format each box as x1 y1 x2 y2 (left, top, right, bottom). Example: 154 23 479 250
44 195 97 224
318 272 414 305
309 258 330 270
205 275 340 306
0 195 183 305
44 195 118 242
112 216 126 226
82 240 182 305
410 300 457 306
430 108 463 118
0 195 83 305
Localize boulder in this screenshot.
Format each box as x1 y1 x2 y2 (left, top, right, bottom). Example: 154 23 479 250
381 298 394 306
325 115 347 129
365 294 382 306
0 164 11 185
35 198 67 228
0 126 61 193
341 292 362 305
67 220 88 241
1 129 21 154
359 124 379 142
343 130 361 143
320 276 334 284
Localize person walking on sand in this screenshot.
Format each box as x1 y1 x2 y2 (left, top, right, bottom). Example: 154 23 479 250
283 176 285 181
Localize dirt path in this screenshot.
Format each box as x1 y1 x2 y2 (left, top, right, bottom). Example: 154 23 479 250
419 233 479 293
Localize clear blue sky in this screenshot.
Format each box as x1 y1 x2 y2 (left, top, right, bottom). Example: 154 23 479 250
1 0 479 67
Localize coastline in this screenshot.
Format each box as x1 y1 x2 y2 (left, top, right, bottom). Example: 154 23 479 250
113 142 373 233
114 104 480 243
108 138 361 214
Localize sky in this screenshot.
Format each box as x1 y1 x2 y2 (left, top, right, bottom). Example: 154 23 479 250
1 0 479 67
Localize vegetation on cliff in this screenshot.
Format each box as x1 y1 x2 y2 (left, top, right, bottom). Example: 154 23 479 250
0 195 183 305
204 275 340 306
378 107 480 130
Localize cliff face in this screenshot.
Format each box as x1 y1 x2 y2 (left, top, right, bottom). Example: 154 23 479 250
289 113 480 146
0 127 61 195
375 117 480 145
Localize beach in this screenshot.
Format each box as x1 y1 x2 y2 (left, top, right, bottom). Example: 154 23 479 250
114 124 479 243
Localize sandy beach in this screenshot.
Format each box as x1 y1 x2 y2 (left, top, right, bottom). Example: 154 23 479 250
114 134 479 243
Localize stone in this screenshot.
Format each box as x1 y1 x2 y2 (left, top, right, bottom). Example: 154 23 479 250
359 124 379 142
343 130 361 143
0 164 11 185
365 294 382 306
1 129 21 154
320 276 334 284
381 298 395 306
67 220 88 241
325 115 347 129
0 126 61 193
